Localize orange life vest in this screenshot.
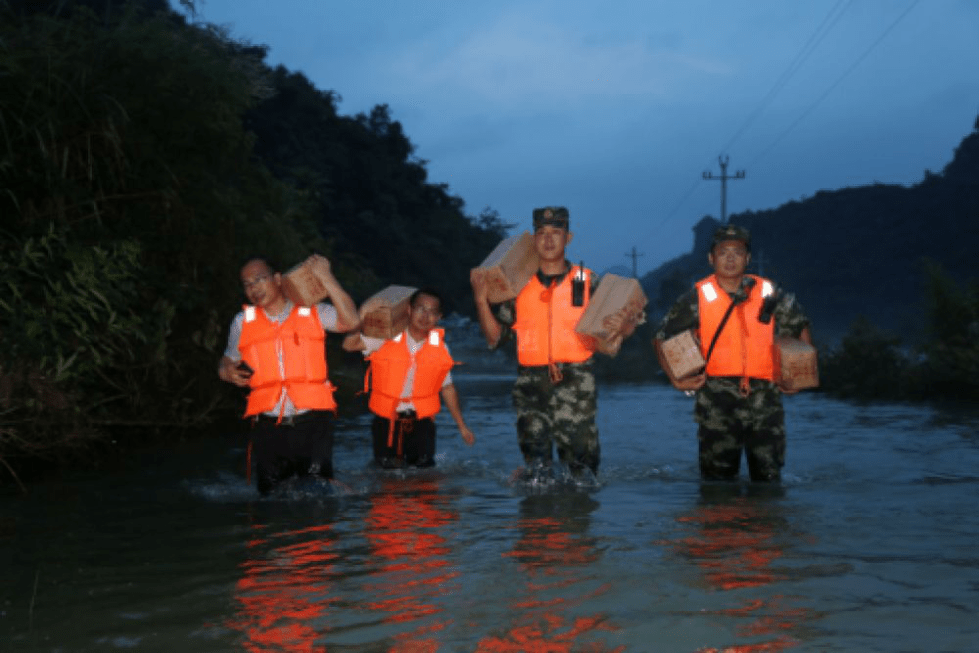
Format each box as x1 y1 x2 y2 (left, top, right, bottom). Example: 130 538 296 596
238 304 337 417
696 274 776 380
513 266 593 367
366 329 455 420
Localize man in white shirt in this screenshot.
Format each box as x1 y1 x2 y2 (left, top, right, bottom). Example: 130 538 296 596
346 288 475 468
218 255 359 493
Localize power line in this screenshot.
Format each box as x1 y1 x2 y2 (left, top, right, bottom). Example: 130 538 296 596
702 155 745 224
645 2 854 238
624 246 645 278
717 0 853 156
644 0 920 257
747 0 920 168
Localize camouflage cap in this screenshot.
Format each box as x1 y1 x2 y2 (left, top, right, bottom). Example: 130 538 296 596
532 206 570 230
712 224 751 251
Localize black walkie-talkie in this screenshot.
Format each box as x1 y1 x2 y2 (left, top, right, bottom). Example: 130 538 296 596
572 260 585 307
758 286 780 324
237 360 254 377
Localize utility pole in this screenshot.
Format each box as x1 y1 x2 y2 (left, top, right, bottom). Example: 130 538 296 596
703 155 745 224
624 246 644 278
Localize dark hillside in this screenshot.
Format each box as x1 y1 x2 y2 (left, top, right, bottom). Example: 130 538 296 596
245 69 508 312
0 0 508 479
642 122 979 345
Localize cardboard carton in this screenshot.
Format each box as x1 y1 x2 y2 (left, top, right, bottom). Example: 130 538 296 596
472 232 539 303
658 329 706 380
360 285 417 339
774 336 819 391
281 256 329 306
575 273 648 357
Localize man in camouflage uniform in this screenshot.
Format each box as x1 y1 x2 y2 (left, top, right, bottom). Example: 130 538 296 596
654 225 812 482
471 207 633 478
506 347 599 474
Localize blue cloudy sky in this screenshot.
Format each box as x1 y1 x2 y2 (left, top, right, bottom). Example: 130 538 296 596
189 0 979 275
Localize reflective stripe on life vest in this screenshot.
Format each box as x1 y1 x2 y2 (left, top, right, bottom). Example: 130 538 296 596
513 266 593 367
697 274 776 380
366 328 455 420
238 304 336 417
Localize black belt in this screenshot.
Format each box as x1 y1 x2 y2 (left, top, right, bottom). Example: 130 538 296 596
396 409 417 420
252 410 326 427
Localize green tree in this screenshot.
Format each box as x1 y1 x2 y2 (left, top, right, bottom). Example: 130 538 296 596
0 0 519 486
245 73 511 312
819 316 910 399
0 1 328 483
915 263 979 400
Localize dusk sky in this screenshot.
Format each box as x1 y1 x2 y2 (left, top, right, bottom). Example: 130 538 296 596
188 0 979 276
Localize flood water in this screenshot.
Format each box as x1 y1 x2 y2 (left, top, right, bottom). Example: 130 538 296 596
2 345 979 651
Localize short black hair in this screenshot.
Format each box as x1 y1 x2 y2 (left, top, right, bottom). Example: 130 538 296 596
240 255 279 274
410 287 444 312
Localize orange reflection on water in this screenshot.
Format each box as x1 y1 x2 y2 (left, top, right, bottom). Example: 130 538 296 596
673 489 813 653
362 477 459 651
228 522 338 653
475 493 625 653
676 504 785 591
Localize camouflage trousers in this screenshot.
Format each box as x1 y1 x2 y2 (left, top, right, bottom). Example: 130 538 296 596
512 361 600 474
694 377 785 482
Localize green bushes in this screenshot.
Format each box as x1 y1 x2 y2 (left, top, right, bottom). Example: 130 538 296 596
818 316 912 399
0 4 320 481
0 2 511 486
915 263 979 401
818 264 979 402
0 226 159 462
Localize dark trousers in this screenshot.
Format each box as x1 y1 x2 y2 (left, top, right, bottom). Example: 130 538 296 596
371 413 436 468
697 424 784 482
251 410 334 495
512 363 600 475
694 379 786 483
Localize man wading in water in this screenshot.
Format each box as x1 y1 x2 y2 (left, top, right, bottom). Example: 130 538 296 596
470 206 635 481
654 225 813 482
218 255 359 494
344 287 476 468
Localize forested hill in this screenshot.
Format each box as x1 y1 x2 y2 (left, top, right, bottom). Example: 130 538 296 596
641 120 979 345
243 70 511 310
0 0 508 477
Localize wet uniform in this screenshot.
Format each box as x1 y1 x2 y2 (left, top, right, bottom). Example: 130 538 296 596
492 264 601 475
656 276 810 481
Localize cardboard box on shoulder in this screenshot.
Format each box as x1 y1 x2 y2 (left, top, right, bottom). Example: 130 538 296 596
472 232 539 304
360 285 417 339
774 336 819 391
281 256 329 307
658 329 705 380
575 273 648 357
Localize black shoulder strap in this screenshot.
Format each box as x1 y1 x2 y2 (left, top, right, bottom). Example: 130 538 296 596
703 300 739 367
703 278 755 367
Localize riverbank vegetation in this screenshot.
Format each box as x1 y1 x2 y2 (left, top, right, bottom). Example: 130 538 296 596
0 0 505 487
818 264 979 402
596 263 979 406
